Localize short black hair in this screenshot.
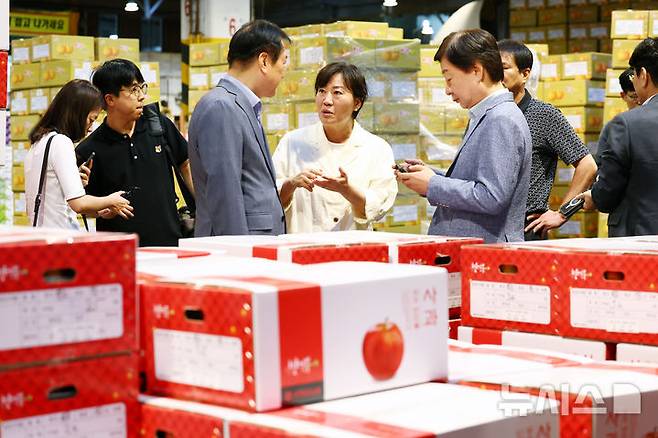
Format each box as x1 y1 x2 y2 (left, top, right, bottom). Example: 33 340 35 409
619 67 636 93
227 19 291 67
435 29 504 82
629 37 658 85
497 39 534 71
30 79 101 144
92 59 145 100
314 62 368 119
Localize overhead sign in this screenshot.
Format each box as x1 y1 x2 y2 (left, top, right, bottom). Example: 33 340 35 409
10 11 79 36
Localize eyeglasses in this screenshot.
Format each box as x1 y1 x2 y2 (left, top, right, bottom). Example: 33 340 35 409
122 83 148 97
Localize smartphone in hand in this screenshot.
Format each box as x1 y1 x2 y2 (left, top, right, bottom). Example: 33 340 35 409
83 151 95 168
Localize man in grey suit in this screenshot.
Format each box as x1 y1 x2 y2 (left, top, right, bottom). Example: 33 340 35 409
579 38 658 237
188 20 289 236
397 29 531 243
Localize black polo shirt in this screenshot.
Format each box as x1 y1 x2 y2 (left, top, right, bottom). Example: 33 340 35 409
76 114 188 246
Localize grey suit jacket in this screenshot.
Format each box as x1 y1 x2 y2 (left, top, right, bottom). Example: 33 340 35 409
187 78 286 236
592 95 658 237
427 91 532 243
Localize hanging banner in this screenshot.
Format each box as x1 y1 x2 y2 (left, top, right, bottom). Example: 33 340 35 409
10 11 79 36
181 0 250 40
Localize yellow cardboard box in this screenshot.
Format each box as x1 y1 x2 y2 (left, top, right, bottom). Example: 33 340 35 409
139 62 160 87
548 39 568 54
553 159 575 186
282 26 302 38
650 10 658 37
294 101 320 129
526 44 550 58
13 215 30 227
386 71 418 102
600 2 631 21
569 5 599 23
374 39 420 70
358 102 375 132
509 28 528 42
40 60 96 87
31 35 94 62
419 134 461 163
276 69 316 101
186 89 210 114
380 134 419 162
13 191 26 217
12 165 25 192
10 63 40 90
293 36 374 70
536 81 545 100
387 28 404 40
612 39 640 68
605 68 624 96
10 115 39 141
143 86 160 106
559 106 604 133
543 79 605 106
373 103 419 134
208 65 228 87
611 10 648 39
538 7 568 25
548 211 598 238
418 77 451 105
186 40 229 66
419 105 445 134
184 66 210 90
527 28 547 43
11 38 32 64
29 88 50 114
510 0 527 9
597 212 608 238
10 91 29 115
49 86 62 102
540 55 562 81
444 105 469 135
599 39 612 54
323 21 389 39
296 24 325 38
510 10 538 27
419 47 441 78
561 52 610 80
568 39 598 53
546 26 568 41
576 133 599 155
568 24 590 40
589 23 609 40
263 102 294 134
11 141 29 167
527 0 546 8
603 96 627 124
95 38 140 63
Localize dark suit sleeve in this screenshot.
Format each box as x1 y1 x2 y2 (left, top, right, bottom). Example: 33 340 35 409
162 115 188 165
192 98 249 234
591 115 630 213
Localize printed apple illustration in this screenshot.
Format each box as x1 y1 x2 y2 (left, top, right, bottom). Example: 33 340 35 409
362 320 404 380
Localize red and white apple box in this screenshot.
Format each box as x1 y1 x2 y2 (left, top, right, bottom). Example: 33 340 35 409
457 326 611 360
458 359 658 438
461 243 565 336
0 228 137 369
179 234 392 264
0 353 139 436
278 231 484 318
137 246 214 264
140 396 228 436
0 52 7 109
447 340 590 383
616 343 658 366
142 261 448 412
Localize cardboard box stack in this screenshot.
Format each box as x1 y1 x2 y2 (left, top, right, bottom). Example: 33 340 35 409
180 38 229 116
509 0 614 54
539 51 609 238
0 227 140 435
9 36 157 225
458 236 658 368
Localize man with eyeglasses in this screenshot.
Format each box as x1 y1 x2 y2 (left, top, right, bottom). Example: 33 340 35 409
578 38 658 237
77 59 194 246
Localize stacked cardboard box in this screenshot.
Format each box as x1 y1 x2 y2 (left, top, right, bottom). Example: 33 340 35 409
0 228 140 435
180 39 229 116
9 36 156 225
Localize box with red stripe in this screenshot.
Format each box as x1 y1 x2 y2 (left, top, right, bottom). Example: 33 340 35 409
0 51 7 109
0 227 137 369
140 383 558 437
141 261 448 411
0 354 139 436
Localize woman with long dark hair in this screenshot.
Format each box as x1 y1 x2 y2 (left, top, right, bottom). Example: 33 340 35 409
25 79 132 229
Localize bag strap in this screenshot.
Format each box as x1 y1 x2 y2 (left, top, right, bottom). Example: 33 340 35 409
32 133 57 227
143 103 195 211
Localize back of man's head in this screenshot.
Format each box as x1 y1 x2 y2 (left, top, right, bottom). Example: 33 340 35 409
92 59 145 100
227 20 290 68
619 67 636 93
629 37 658 86
497 39 534 71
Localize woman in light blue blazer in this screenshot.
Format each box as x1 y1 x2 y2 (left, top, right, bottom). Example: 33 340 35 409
397 29 532 243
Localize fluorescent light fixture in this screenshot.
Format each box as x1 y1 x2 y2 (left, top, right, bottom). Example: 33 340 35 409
421 19 434 35
109 34 119 39
124 1 139 12
383 0 398 6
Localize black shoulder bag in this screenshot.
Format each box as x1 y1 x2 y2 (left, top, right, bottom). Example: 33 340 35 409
32 133 57 227
142 103 196 237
